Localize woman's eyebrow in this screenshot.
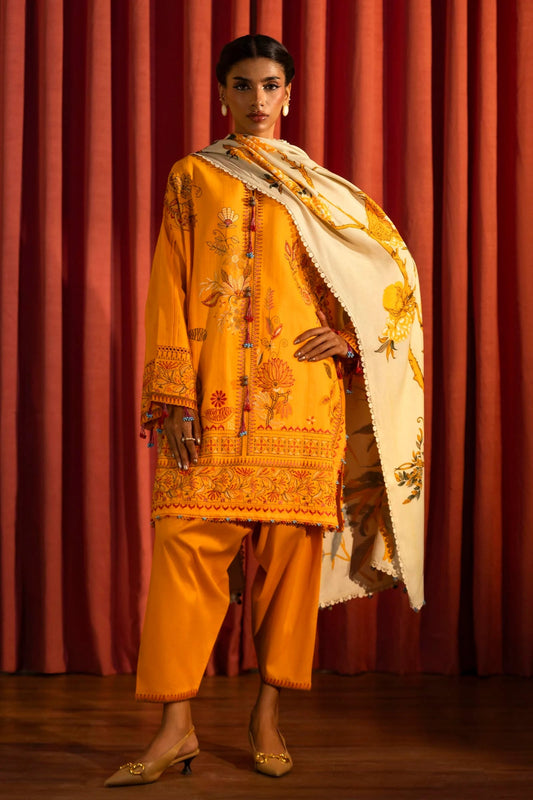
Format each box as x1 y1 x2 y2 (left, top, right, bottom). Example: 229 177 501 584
231 75 281 82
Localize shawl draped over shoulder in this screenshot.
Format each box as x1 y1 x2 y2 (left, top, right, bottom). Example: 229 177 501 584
198 136 425 612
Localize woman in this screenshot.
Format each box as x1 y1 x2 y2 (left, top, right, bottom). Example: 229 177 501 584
105 34 424 787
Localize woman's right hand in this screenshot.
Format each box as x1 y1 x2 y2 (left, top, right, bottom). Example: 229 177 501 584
164 404 202 471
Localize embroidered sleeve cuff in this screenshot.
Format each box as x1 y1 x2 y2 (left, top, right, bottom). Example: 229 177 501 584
141 345 197 429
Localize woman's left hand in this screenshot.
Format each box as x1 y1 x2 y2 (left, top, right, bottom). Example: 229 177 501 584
293 310 348 361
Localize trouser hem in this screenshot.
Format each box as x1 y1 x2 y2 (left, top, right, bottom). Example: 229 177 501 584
260 672 312 691
135 688 198 703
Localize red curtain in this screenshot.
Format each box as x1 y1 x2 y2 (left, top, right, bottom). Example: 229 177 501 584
1 0 531 677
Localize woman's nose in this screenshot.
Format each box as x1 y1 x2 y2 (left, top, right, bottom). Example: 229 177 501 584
251 89 265 108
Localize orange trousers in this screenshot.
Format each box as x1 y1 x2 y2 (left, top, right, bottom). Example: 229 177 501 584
135 517 323 702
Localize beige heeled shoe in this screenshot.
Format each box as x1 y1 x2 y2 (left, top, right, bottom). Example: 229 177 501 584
104 726 199 787
248 728 293 777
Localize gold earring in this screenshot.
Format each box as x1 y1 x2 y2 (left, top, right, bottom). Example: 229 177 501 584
282 102 290 117
221 101 228 117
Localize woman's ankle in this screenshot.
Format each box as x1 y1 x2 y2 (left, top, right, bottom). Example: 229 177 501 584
161 700 194 733
251 681 280 727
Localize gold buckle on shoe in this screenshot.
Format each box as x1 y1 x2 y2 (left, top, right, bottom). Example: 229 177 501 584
255 752 290 764
119 761 145 775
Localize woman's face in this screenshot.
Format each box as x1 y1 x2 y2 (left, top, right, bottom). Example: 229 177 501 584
220 58 291 139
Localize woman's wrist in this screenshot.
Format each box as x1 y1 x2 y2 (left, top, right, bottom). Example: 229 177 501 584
344 342 356 359
333 329 356 359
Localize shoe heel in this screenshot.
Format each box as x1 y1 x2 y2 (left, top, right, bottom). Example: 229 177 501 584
181 756 195 775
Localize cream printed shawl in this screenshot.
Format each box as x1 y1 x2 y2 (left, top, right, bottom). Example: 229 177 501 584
198 135 425 611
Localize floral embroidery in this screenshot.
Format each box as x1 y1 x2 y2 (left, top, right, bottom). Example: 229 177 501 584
284 241 313 305
203 406 234 423
200 206 252 333
218 207 239 226
205 215 240 260
257 288 285 360
256 357 295 392
252 286 297 428
165 172 202 230
394 422 424 503
141 345 197 425
320 362 340 419
203 388 234 424
211 390 227 407
255 357 295 427
152 462 338 518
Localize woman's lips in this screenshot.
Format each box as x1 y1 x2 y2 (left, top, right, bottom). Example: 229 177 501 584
248 114 268 122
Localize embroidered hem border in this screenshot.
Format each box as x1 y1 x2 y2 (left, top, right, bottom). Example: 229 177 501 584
151 509 340 532
260 672 312 691
135 688 198 703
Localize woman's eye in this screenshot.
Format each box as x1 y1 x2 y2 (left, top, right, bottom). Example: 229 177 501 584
233 83 249 91
264 83 281 91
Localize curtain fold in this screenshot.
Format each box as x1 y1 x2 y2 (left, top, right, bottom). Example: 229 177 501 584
36 0 64 671
0 0 26 673
108 0 153 672
0 0 531 677
498 0 533 675
423 0 469 674
470 0 502 675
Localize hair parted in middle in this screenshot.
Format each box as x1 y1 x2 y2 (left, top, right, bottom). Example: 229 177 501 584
216 34 295 86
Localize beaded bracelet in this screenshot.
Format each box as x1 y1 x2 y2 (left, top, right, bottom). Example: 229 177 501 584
345 344 356 359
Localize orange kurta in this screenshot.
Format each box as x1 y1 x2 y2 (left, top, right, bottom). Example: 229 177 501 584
142 156 357 529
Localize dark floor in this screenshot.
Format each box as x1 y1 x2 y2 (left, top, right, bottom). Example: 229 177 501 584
0 671 531 799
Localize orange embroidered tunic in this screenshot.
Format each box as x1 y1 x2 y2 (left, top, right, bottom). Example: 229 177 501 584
142 156 358 530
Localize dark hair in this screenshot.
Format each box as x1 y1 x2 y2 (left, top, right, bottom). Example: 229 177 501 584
216 34 295 86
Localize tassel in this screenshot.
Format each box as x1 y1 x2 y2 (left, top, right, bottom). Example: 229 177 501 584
247 193 256 255
139 427 147 440
249 198 256 230
243 387 251 412
239 411 247 437
244 296 254 323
